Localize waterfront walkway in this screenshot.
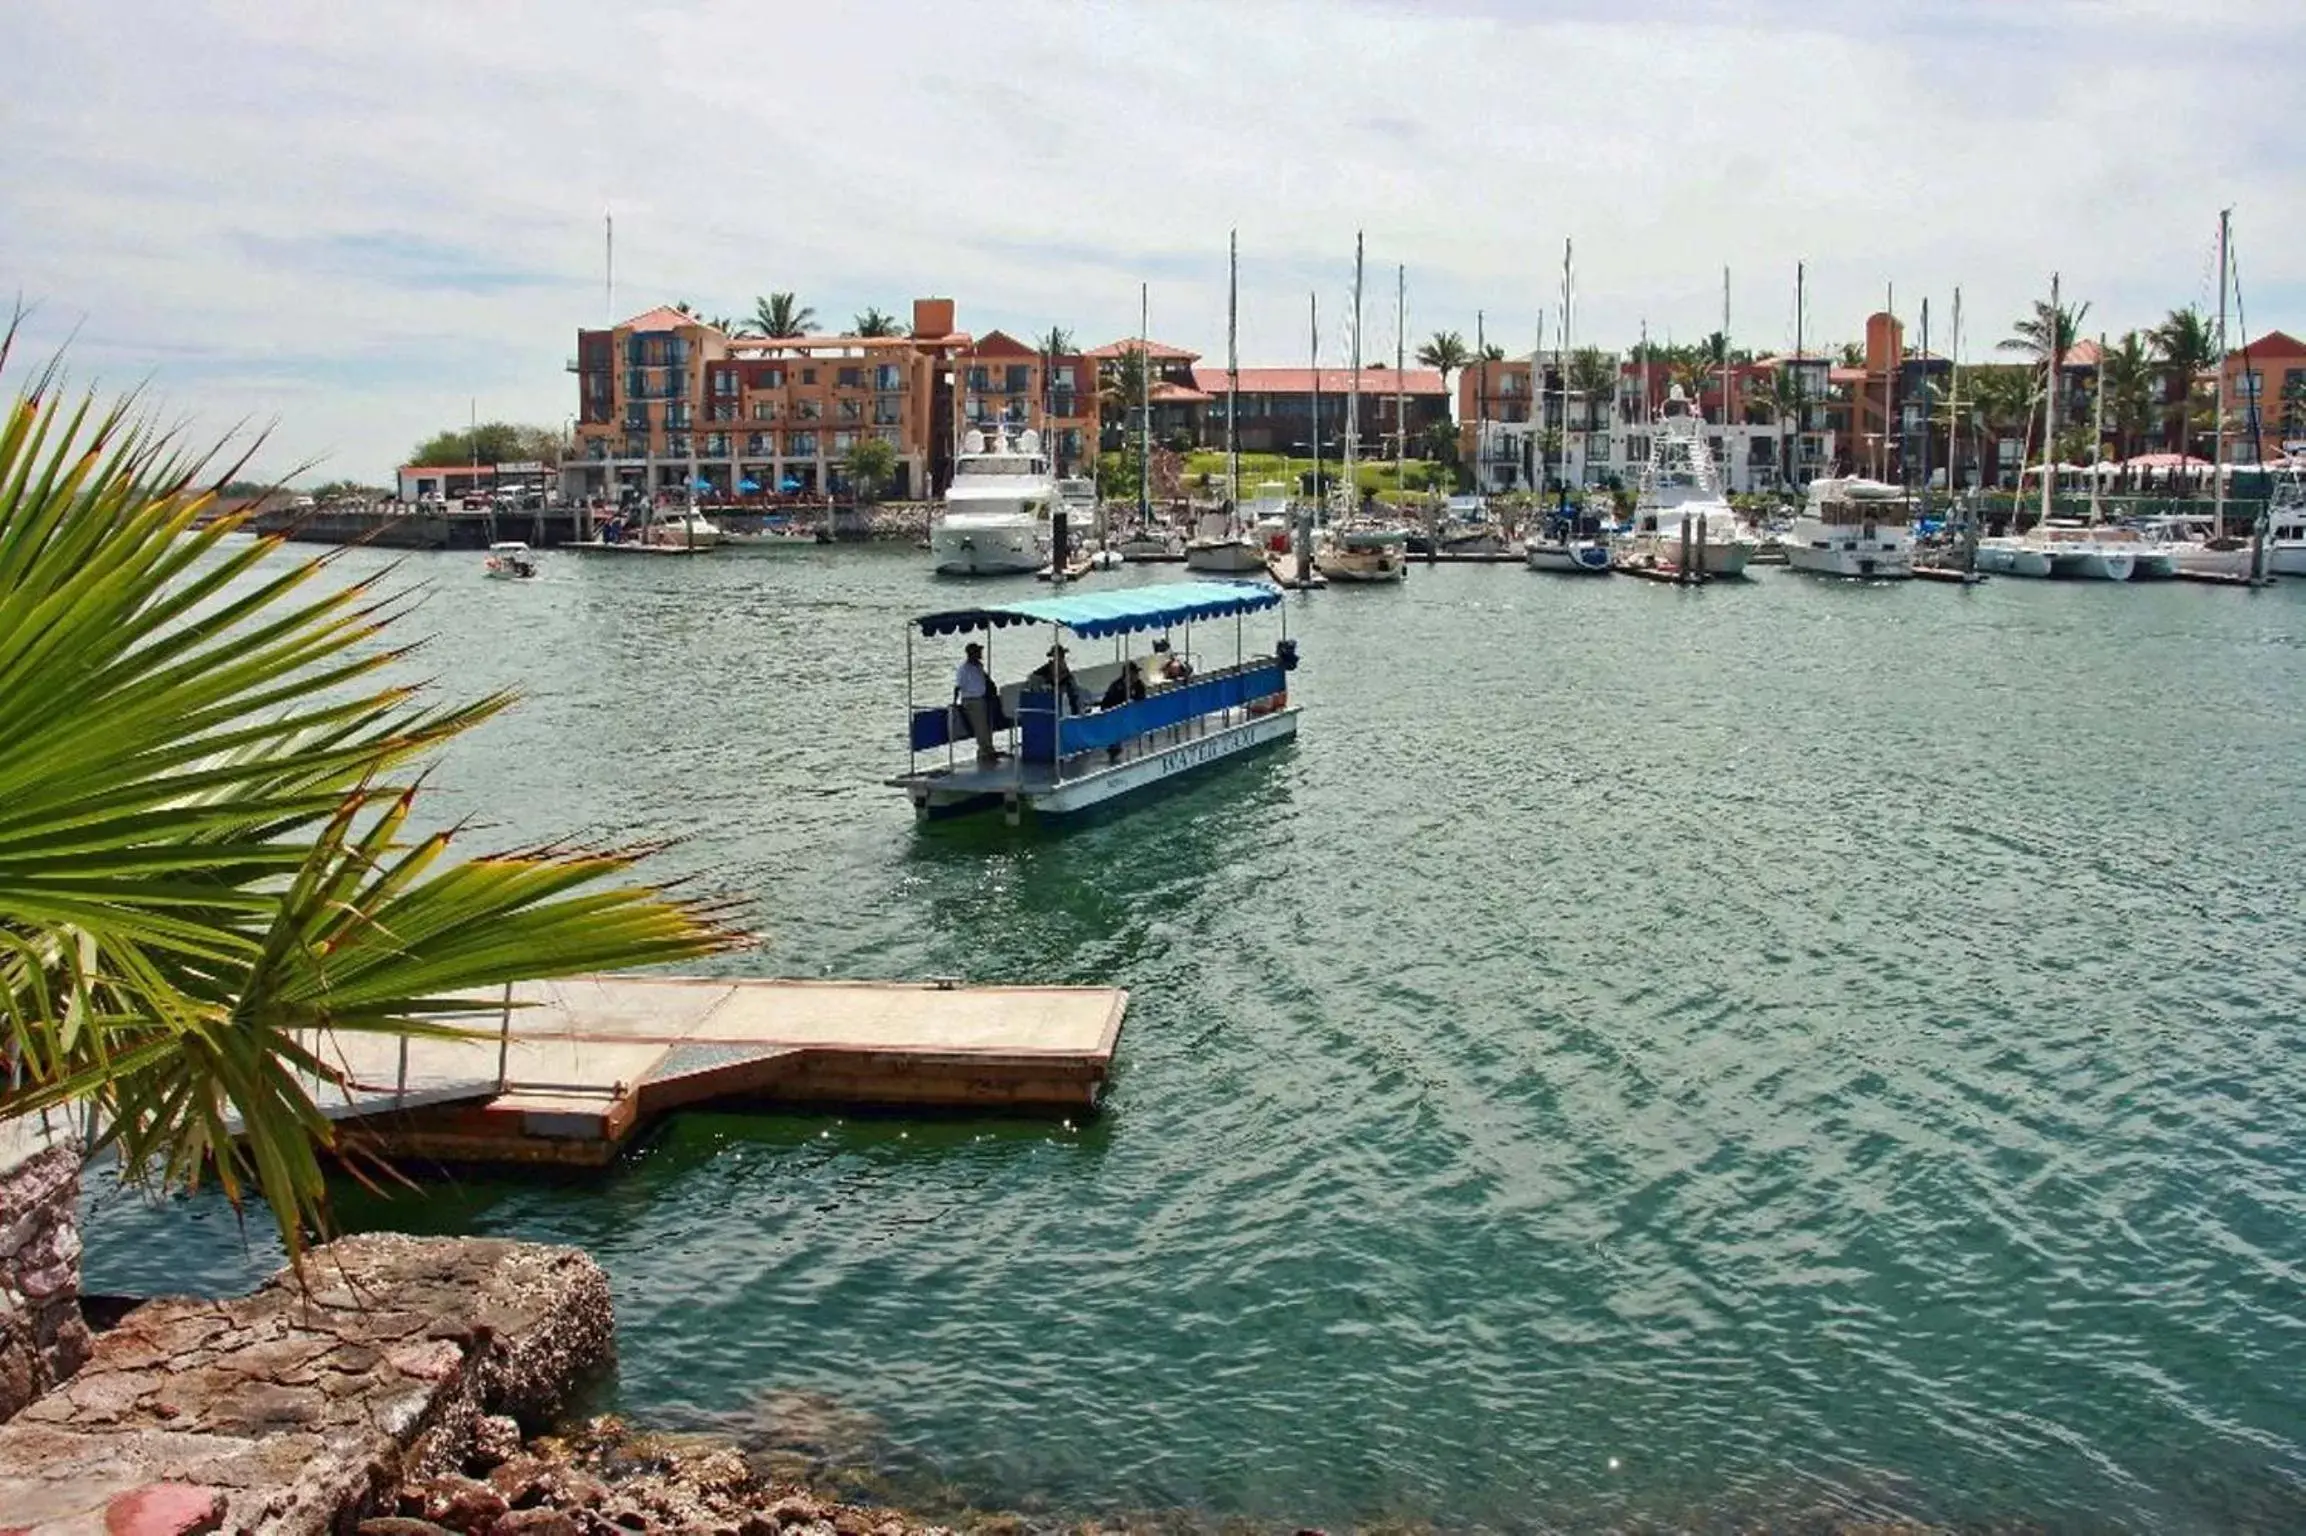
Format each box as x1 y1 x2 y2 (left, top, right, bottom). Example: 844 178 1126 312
308 976 1127 1166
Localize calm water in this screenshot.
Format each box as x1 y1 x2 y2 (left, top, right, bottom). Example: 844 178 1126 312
82 545 2306 1531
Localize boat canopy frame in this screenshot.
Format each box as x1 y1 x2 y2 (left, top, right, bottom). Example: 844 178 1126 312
912 579 1281 641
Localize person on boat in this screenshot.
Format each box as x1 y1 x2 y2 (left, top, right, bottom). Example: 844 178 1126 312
1027 644 1088 715
1152 636 1192 683
1098 661 1148 711
953 642 998 765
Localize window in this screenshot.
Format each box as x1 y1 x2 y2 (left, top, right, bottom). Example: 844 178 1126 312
833 430 857 453
711 371 738 397
623 432 649 457
710 403 736 422
624 404 650 429
874 364 903 391
795 399 821 421
1005 364 1031 394
665 405 691 429
838 399 863 422
800 368 817 386
753 401 779 421
873 398 901 425
2236 370 2262 399
755 366 785 389
704 433 730 456
967 366 990 392
746 433 771 456
666 435 691 458
837 367 862 390
787 430 817 457
1051 365 1075 391
625 369 647 398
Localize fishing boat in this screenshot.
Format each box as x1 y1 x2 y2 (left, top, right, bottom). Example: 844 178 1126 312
931 428 1054 576
483 540 538 579
892 580 1301 824
1785 477 1913 579
1617 384 1756 576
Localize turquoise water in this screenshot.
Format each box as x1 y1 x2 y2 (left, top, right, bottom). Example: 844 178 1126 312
81 546 2306 1530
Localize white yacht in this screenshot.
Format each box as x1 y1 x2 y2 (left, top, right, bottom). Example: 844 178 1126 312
1617 385 1756 576
1974 534 2054 578
1786 478 1913 579
931 428 1055 576
642 510 724 548
1243 480 1294 552
1054 476 1101 543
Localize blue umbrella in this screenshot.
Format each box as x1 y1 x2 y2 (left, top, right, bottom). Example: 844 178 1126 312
693 477 713 492
780 476 801 493
738 478 761 494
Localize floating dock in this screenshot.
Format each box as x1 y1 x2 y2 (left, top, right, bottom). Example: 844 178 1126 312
1913 565 1987 584
561 540 715 556
309 976 1128 1166
1265 552 1327 589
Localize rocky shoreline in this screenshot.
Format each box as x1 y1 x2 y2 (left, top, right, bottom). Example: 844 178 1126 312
384 1414 964 1536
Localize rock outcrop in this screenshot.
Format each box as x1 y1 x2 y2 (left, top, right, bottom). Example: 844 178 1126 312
0 1233 612 1535
0 1144 91 1425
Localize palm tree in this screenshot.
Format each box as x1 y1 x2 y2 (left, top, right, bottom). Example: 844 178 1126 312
852 308 905 338
0 327 740 1263
752 292 817 338
1479 344 1505 362
1836 341 1866 368
2150 306 2217 455
2098 331 2156 462
1415 330 1471 398
1999 297 2091 367
1964 365 2039 485
1750 366 1808 487
1566 348 1616 433
1038 327 1074 359
705 314 738 334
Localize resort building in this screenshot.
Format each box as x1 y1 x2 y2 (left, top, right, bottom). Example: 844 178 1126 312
2224 330 2306 455
1187 367 1450 460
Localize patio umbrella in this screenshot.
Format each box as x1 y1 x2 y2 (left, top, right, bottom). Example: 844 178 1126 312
693 477 713 492
780 477 801 492
738 478 761 493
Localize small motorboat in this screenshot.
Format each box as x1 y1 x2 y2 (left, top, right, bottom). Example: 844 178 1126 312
484 541 539 579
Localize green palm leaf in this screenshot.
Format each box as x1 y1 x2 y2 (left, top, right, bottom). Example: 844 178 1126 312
0 318 744 1264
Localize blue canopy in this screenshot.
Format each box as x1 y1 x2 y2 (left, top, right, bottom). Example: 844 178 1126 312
738 478 761 493
915 580 1282 640
780 476 802 492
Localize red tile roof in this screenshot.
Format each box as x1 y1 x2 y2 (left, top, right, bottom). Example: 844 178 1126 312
1191 366 1447 396
2241 329 2306 357
621 305 710 332
966 329 1038 358
1085 336 1200 361
1149 382 1213 403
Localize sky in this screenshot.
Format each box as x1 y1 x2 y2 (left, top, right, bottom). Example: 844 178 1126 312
3 0 2299 484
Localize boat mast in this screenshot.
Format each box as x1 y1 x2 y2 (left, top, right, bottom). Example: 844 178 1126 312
1880 281 1895 482
1227 229 1239 528
1721 265 1732 489
2039 271 2059 533
1952 286 1976 571
1560 237 1573 518
1532 310 1545 499
1347 231 1362 514
1917 296 1931 520
1137 281 1151 533
2214 208 2230 540
2090 328 2107 524
1309 292 1321 513
1476 310 1487 493
1793 260 1803 488
1395 263 1407 505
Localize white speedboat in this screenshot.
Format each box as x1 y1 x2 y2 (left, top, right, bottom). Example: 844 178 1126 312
643 511 724 548
1243 481 1295 553
1115 524 1182 560
483 540 538 579
1315 522 1409 583
931 428 1055 576
1786 478 1913 579
1616 384 1756 577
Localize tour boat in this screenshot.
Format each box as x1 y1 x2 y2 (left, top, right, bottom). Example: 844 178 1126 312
483 541 538 579
931 428 1055 576
1617 386 1756 577
1315 522 1410 583
1786 477 1914 579
893 580 1300 824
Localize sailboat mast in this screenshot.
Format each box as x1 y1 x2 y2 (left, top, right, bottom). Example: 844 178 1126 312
1721 265 1732 486
1793 260 1804 488
1395 263 1406 502
1476 311 1487 491
1560 238 1573 515
1347 231 1362 510
1227 230 1239 521
2039 272 2059 532
1532 310 1546 496
2090 328 2107 523
1137 281 1150 529
2214 208 2230 539
1309 293 1322 510
1918 296 1932 516
1880 281 1894 482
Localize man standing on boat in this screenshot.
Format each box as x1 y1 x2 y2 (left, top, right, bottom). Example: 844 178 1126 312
954 642 998 765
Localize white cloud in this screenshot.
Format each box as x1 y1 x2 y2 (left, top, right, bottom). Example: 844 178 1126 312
2 0 2297 481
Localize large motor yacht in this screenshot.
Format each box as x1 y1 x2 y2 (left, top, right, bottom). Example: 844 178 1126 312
931 428 1055 576
1617 385 1756 577
1787 477 1913 579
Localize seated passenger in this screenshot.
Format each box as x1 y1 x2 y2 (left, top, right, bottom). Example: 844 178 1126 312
1099 664 1148 711
1026 644 1087 714
1152 636 1192 682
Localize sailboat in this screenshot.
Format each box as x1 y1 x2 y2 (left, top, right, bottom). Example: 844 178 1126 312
1316 232 1409 584
1186 231 1266 575
1526 238 1611 574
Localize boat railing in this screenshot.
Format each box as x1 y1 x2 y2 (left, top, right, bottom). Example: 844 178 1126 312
1007 658 1286 765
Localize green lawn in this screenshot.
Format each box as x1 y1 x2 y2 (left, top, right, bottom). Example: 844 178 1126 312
1179 451 1454 497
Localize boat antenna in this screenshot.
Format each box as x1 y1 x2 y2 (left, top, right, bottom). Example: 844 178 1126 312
1227 230 1239 526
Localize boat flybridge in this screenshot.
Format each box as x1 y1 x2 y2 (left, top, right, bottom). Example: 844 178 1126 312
932 427 1055 576
893 581 1301 824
